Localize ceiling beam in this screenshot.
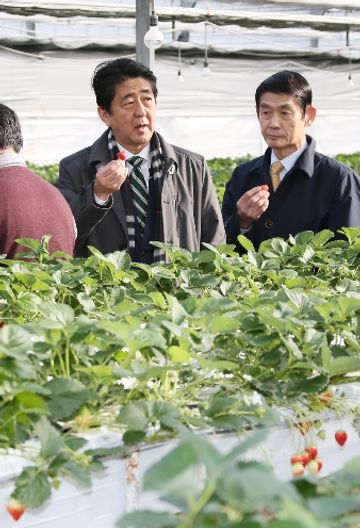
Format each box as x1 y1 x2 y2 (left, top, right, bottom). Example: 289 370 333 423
0 2 359 32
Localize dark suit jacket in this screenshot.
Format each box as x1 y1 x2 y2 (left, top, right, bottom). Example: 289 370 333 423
222 135 360 250
57 130 225 258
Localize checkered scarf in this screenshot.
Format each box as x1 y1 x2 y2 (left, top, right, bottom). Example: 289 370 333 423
107 129 166 263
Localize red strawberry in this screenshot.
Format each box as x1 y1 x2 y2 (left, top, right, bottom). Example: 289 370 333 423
305 446 318 460
260 184 269 191
290 453 303 465
335 429 348 447
300 451 310 466
7 497 26 521
292 462 305 477
117 151 126 160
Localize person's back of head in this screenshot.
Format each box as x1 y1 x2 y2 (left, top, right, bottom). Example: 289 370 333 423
91 58 158 113
0 103 23 153
255 70 312 115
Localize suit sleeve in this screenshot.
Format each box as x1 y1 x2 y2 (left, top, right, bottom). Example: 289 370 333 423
221 169 242 245
200 161 226 246
324 169 360 234
56 159 112 251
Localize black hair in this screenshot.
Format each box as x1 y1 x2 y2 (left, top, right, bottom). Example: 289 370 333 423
255 70 312 115
0 104 23 153
91 58 158 113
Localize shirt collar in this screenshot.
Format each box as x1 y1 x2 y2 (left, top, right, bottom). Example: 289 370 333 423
271 141 307 173
0 153 26 168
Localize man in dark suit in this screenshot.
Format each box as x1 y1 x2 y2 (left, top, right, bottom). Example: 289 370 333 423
57 58 225 262
222 70 360 250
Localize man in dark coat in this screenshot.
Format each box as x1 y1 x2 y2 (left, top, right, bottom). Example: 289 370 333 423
222 70 360 251
0 104 75 259
57 58 225 262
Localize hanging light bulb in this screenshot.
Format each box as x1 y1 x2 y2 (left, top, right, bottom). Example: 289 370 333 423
178 70 185 83
202 59 212 77
201 21 212 76
144 6 164 50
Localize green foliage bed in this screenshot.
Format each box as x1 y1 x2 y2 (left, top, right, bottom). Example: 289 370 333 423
2 154 360 525
1 228 360 524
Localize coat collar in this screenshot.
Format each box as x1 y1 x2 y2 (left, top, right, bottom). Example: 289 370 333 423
255 135 316 179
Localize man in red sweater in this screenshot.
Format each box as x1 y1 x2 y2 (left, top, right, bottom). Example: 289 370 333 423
0 104 75 259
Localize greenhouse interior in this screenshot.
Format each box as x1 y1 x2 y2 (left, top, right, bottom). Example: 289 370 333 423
1 2 360 528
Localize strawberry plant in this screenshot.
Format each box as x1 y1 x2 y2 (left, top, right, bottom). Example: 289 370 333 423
0 228 359 516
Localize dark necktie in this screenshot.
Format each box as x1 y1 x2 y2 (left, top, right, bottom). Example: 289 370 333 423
128 156 148 236
270 160 283 192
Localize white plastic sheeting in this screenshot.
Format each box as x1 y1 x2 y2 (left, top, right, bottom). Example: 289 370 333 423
1 47 360 164
0 406 360 527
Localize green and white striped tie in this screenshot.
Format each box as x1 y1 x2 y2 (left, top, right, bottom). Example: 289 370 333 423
128 156 148 236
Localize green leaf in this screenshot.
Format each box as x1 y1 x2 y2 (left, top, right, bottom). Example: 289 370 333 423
15 467 51 508
60 458 92 487
143 442 199 492
119 401 149 431
337 295 360 316
207 315 239 333
45 377 96 421
267 522 306 528
39 303 75 325
166 295 188 325
237 235 255 252
76 292 96 313
85 444 128 459
308 496 360 519
310 229 335 247
34 416 64 460
281 335 303 360
117 511 178 528
287 374 329 396
278 496 318 528
168 345 190 363
328 356 360 377
321 341 332 371
15 391 48 415
122 430 147 446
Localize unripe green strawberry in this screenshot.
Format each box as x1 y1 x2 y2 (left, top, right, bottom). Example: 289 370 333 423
307 459 320 475
317 429 326 441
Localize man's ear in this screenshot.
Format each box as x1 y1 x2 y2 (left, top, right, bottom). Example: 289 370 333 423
305 105 317 126
97 107 110 127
